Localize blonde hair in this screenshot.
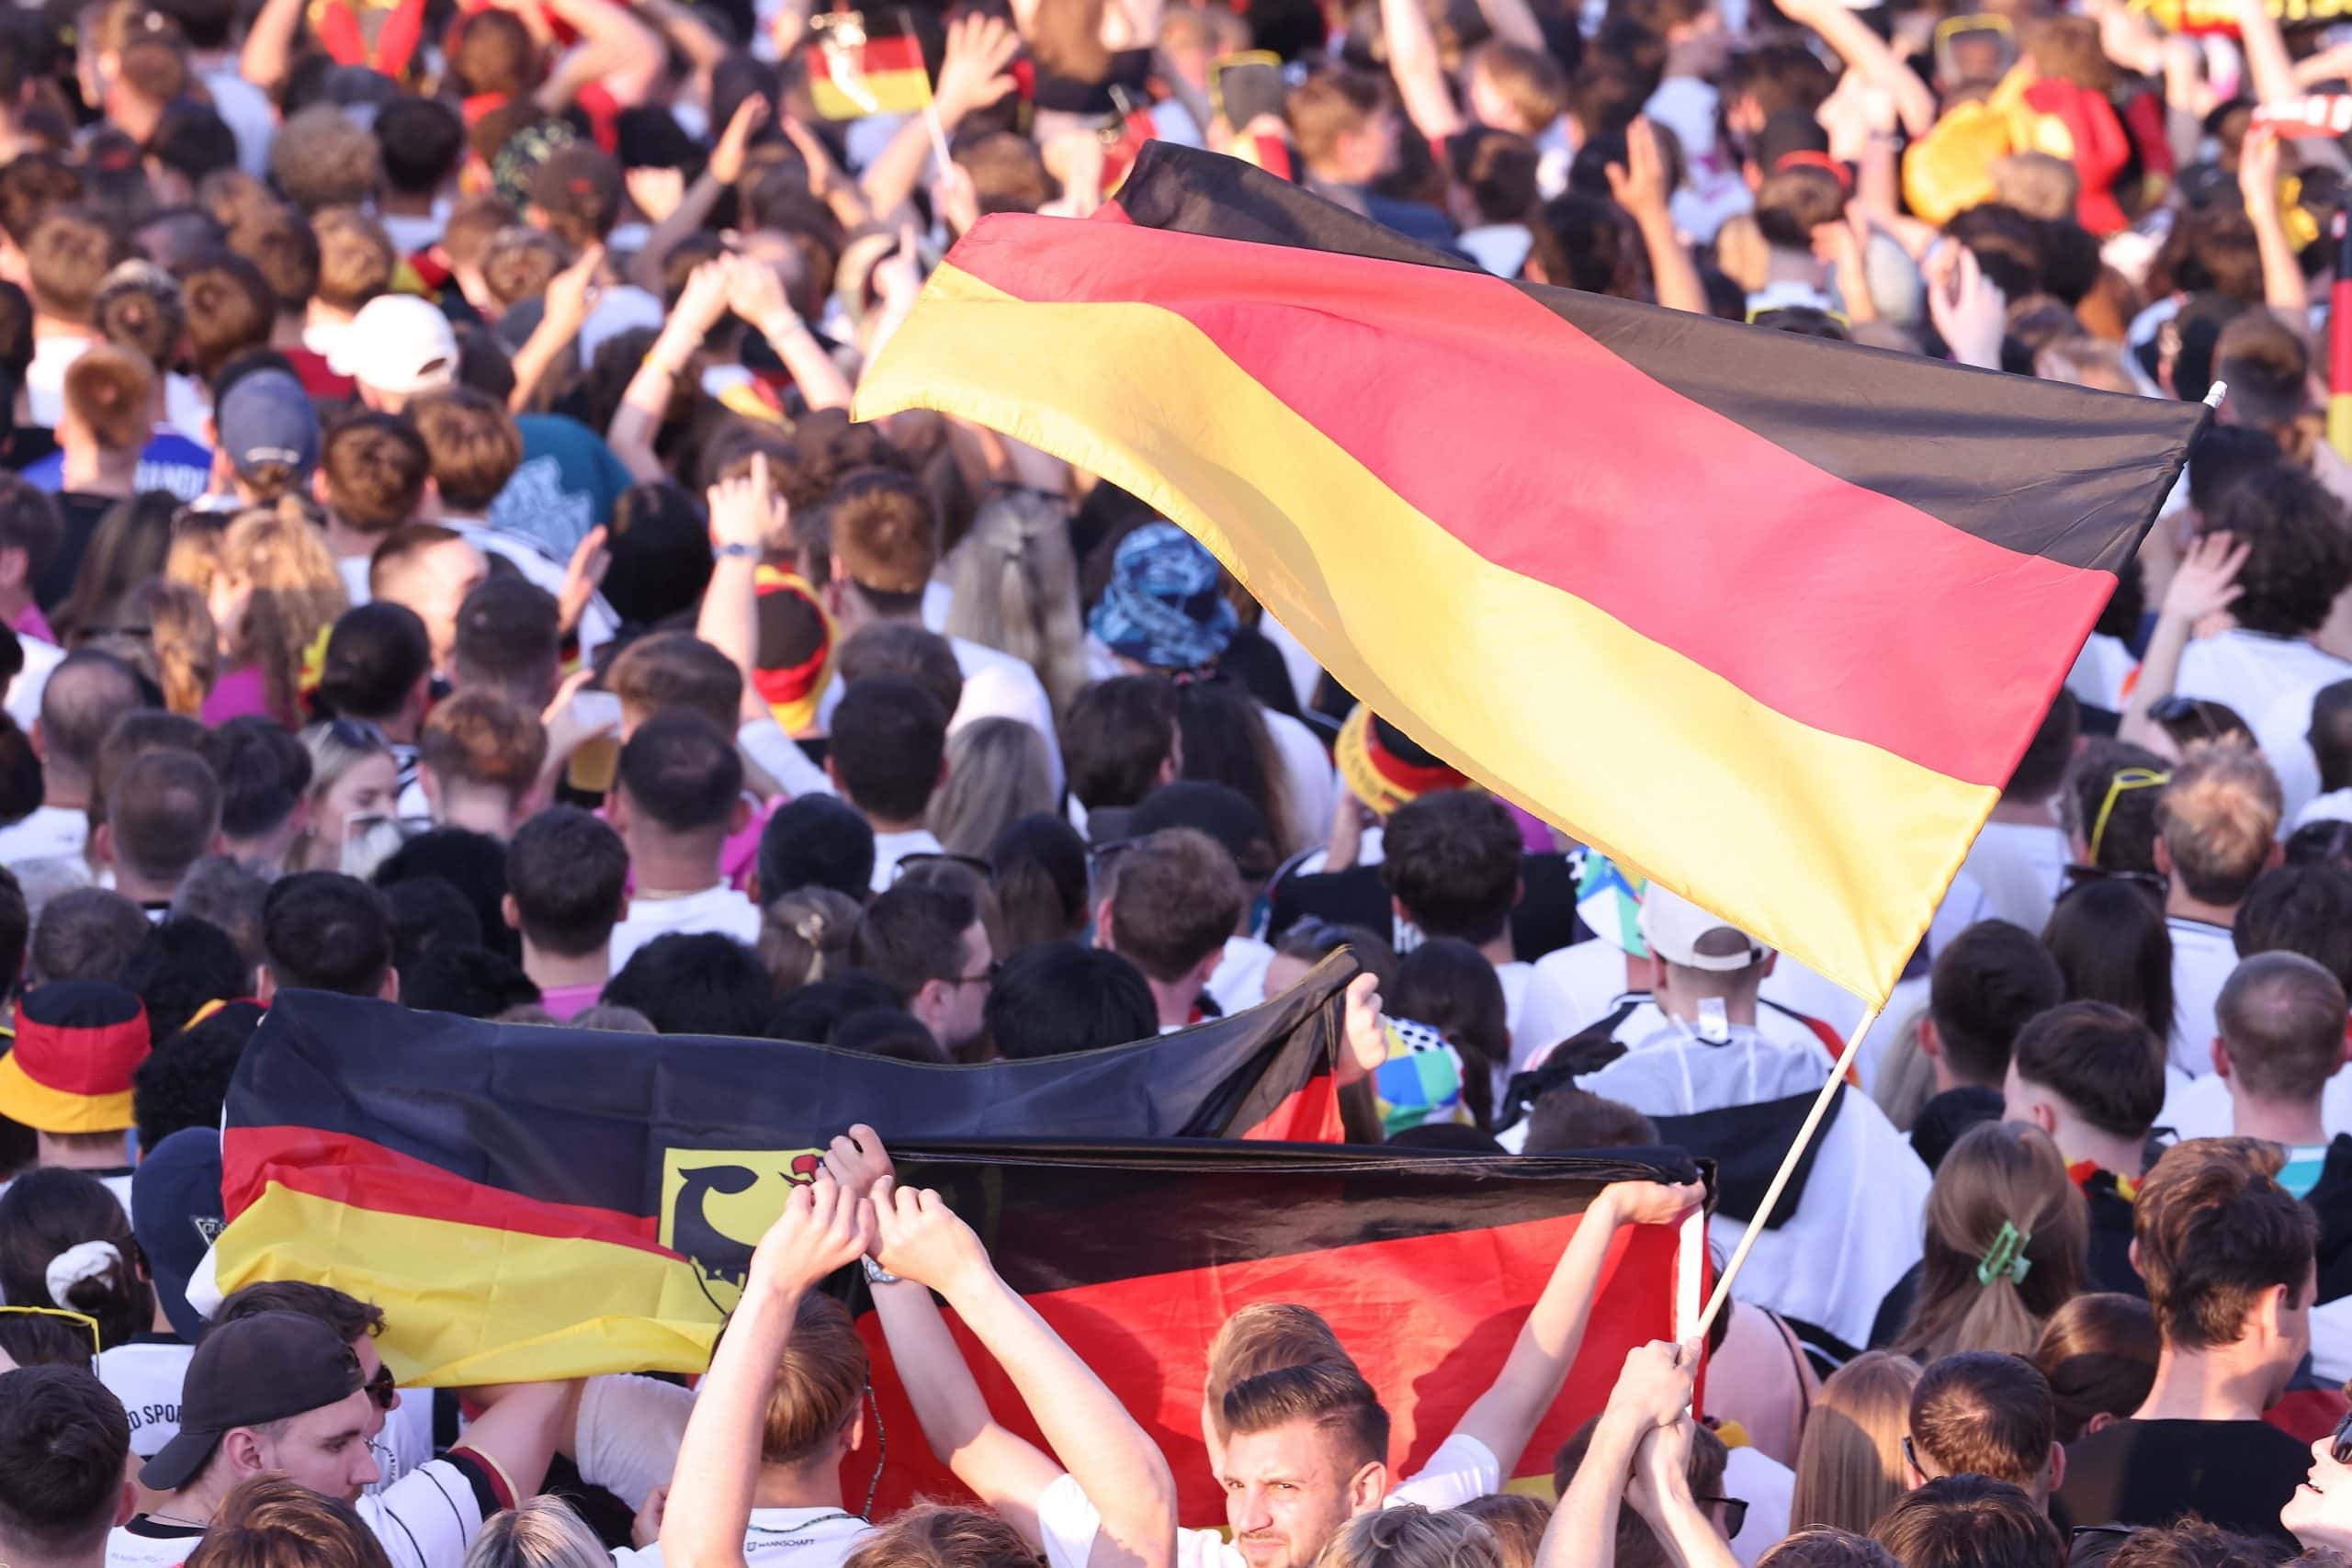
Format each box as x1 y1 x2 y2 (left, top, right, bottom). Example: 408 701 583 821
1206 1302 1359 1419
929 717 1057 858
2157 743 2285 907
220 500 350 725
842 1505 1033 1568
1315 1507 1503 1568
757 886 860 994
944 491 1090 717
167 510 228 593
1453 1496 1549 1568
1789 1351 1921 1536
1869 1006 1936 1133
1894 1122 2088 1363
460 1498 607 1568
134 578 218 716
300 718 393 804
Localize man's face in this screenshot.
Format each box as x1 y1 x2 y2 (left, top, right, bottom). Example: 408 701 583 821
389 539 489 669
1219 1420 1371 1568
250 1389 382 1503
941 920 994 1050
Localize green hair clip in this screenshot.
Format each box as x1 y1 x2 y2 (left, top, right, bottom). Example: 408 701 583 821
1976 1221 2032 1287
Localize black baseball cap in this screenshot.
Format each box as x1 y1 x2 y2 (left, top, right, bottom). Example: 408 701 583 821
140 1311 366 1492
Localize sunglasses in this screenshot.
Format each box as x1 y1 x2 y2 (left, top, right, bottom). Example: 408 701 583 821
1694 1495 1749 1540
2086 766 2169 866
326 717 390 750
0 1304 101 1371
2332 1409 2352 1466
364 1360 397 1412
892 852 995 884
2060 863 2169 903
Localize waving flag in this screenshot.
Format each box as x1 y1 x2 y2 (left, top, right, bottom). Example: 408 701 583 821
859 1141 1702 1524
214 966 1349 1384
855 144 2205 1008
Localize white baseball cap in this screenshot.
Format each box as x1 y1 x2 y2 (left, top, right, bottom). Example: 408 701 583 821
331 295 458 396
1637 885 1769 972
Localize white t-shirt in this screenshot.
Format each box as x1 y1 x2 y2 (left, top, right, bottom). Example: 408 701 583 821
0 803 88 869
1036 1433 1501 1568
576 1372 695 1510
1723 1446 1795 1568
2162 1065 2352 1142
98 1337 193 1457
2166 916 2239 1077
870 827 946 893
1959 816 2071 936
737 717 834 803
1206 935 1274 1017
6 630 60 732
199 63 277 176
109 1455 492 1568
819 633 1062 793
2175 630 2352 827
338 553 374 607
25 333 96 428
609 883 763 970
1511 943 1854 1080
379 206 450 257
615 1508 874 1568
1263 707 1336 855
441 518 616 659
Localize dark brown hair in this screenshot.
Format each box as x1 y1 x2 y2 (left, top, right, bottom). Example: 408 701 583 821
322 412 431 535
1105 827 1244 983
2133 1140 2317 1350
1222 1360 1389 1473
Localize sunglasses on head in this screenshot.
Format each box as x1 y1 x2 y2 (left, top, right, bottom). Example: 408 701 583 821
0 1304 100 1371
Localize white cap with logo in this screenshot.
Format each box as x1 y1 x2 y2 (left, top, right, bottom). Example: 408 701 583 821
1637 884 1770 972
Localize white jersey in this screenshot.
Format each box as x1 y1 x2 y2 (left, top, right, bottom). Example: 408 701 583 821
97 1337 193 1457
109 1454 496 1568
614 1507 875 1568
1037 1433 1501 1568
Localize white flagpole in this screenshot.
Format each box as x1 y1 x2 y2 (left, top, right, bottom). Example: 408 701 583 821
1693 1001 1886 1341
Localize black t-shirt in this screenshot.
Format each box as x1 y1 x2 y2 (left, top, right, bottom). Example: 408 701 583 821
2052 1417 2309 1556
2080 1168 2147 1300
40 491 119 611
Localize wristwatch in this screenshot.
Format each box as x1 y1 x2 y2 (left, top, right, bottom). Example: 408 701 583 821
715 542 759 559
862 1257 901 1285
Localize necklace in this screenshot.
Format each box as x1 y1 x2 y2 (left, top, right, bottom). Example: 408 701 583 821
146 1510 212 1529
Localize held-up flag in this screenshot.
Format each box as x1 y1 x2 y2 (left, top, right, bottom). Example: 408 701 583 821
856 1141 1702 1524
806 12 931 119
854 144 2207 1008
213 967 1350 1384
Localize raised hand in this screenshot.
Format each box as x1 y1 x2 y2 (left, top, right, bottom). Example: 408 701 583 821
1604 117 1673 226
711 93 771 187
2163 529 2251 633
748 1173 875 1296
1600 1179 1707 1229
822 1123 897 1203
870 1176 992 1299
934 13 1019 124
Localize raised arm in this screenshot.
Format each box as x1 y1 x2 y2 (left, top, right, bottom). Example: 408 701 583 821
2235 0 2298 107
860 15 1020 221
1380 0 1467 143
238 0 307 94
660 1178 875 1568
728 253 854 412
629 96 768 293
873 1174 1178 1568
698 450 786 726
1624 1417 1742 1568
826 1131 1070 1543
609 258 731 482
508 243 604 413
1536 1342 1696 1568
535 0 664 112
2238 127 2312 319
1773 0 1935 139
1446 1180 1703 1477
2120 530 2249 750
1605 118 1708 317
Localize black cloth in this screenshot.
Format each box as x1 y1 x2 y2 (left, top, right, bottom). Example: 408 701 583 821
1269 852 1586 963
2081 1167 2147 1299
1909 1085 2004 1171
1029 46 1151 116
40 491 115 611
2305 1134 2352 1303
1869 1258 1920 1350
2052 1417 2309 1556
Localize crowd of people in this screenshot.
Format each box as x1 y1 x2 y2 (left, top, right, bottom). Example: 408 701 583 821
9 0 2352 1557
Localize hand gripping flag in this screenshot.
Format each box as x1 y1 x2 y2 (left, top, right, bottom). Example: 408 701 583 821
856 1141 1702 1524
213 964 1351 1385
854 144 2207 1009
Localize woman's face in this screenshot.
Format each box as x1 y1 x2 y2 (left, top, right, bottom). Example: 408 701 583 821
312 753 399 869
208 570 253 654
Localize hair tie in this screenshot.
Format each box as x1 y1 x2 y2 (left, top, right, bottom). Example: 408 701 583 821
795 913 826 944
47 1240 120 1309
1975 1220 2031 1287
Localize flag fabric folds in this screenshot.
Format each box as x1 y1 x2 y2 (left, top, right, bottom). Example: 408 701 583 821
214 967 1350 1384
845 1141 1701 1524
854 144 2207 1008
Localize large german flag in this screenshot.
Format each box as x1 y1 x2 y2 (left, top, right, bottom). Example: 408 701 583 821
214 962 1351 1384
854 145 2207 1007
854 1141 1702 1525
